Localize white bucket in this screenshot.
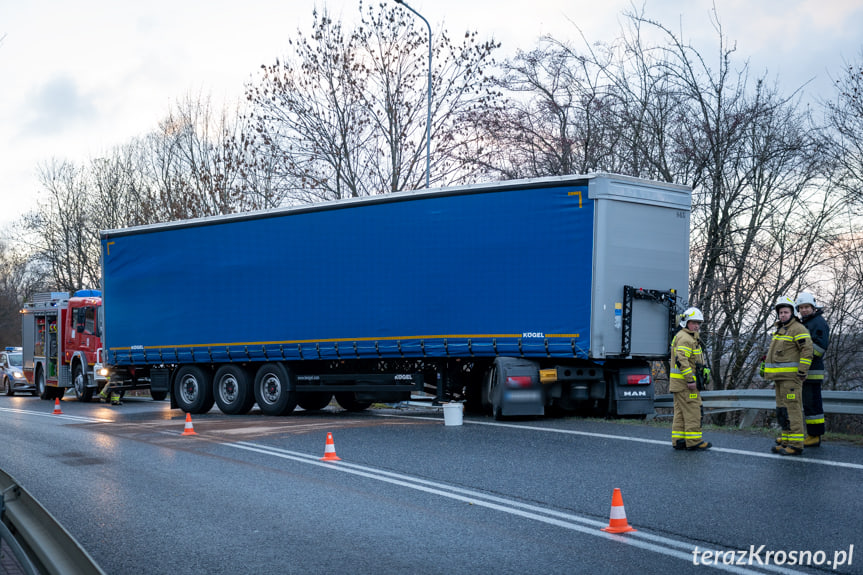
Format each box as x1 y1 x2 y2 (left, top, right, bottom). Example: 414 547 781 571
443 402 463 426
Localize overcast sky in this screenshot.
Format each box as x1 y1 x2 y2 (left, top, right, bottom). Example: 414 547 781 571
1 0 862 232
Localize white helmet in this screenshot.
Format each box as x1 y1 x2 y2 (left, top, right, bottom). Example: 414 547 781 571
774 295 796 312
679 307 704 328
795 292 817 311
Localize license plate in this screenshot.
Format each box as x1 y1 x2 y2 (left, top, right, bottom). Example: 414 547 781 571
504 390 543 402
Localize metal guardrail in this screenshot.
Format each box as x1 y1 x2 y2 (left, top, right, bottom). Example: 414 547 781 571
0 468 106 575
654 389 863 427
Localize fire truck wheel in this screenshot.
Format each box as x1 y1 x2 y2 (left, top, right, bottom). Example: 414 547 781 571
173 365 215 414
213 365 255 415
334 392 372 412
253 363 297 416
73 364 94 402
37 370 49 400
297 392 333 411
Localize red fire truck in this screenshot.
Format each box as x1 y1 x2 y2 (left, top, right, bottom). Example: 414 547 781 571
20 291 110 401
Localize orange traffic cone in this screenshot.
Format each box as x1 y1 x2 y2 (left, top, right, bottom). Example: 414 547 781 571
181 413 197 436
320 432 341 461
601 488 636 533
52 398 63 415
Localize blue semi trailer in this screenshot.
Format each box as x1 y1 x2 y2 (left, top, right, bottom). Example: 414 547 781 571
99 173 690 418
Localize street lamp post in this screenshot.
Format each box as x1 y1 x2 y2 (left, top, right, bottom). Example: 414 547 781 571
394 0 431 188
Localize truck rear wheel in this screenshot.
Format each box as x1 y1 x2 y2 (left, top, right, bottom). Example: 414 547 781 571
297 392 332 411
334 392 372 412
73 364 94 402
253 363 297 416
213 365 255 415
174 365 215 414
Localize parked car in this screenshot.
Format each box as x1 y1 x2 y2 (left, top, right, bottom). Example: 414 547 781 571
1 347 33 396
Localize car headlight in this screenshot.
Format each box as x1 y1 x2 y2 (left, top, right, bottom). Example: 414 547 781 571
13 371 23 379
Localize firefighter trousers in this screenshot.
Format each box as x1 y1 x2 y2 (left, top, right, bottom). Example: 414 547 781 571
803 380 825 437
672 390 703 448
775 381 804 448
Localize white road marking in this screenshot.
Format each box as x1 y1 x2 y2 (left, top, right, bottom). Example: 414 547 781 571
375 413 863 471
225 440 805 575
0 406 111 423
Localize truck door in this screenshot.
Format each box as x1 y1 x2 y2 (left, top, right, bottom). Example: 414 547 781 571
67 305 100 358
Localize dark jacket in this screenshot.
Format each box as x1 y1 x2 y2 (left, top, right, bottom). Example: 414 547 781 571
801 309 829 380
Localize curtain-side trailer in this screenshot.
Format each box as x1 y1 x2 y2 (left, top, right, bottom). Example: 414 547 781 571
99 173 690 418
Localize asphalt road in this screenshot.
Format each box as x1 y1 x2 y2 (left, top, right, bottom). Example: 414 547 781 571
1 394 861 575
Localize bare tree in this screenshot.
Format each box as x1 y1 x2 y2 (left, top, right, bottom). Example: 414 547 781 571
475 39 613 178
24 160 101 293
243 2 499 201
817 228 863 392
473 9 845 393
623 13 843 392
138 94 249 221
0 236 48 343
825 51 863 211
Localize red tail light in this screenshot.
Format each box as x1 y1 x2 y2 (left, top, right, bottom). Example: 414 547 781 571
626 374 651 385
506 376 533 388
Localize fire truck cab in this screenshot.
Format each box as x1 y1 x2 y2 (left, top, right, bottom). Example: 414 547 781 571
21 291 108 401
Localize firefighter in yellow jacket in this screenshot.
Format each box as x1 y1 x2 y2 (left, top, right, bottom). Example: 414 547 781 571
670 307 711 451
764 295 813 455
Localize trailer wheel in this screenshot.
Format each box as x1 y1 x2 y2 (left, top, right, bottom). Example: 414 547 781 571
73 364 94 402
334 392 372 412
173 365 215 414
213 365 255 415
297 392 332 411
253 363 297 416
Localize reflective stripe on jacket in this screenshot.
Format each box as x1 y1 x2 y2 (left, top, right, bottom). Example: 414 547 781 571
670 328 702 392
764 317 813 382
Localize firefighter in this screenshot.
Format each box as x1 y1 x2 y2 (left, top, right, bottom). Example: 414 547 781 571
796 292 830 447
670 307 711 451
764 295 813 455
98 378 122 405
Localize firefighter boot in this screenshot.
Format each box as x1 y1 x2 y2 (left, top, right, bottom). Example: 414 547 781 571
804 435 822 448
775 445 803 456
687 441 712 451
110 393 122 406
673 439 686 450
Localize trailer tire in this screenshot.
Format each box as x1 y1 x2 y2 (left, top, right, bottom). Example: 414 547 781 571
334 392 372 412
297 392 332 411
73 363 94 402
253 363 297 416
213 365 255 415
173 365 215 414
